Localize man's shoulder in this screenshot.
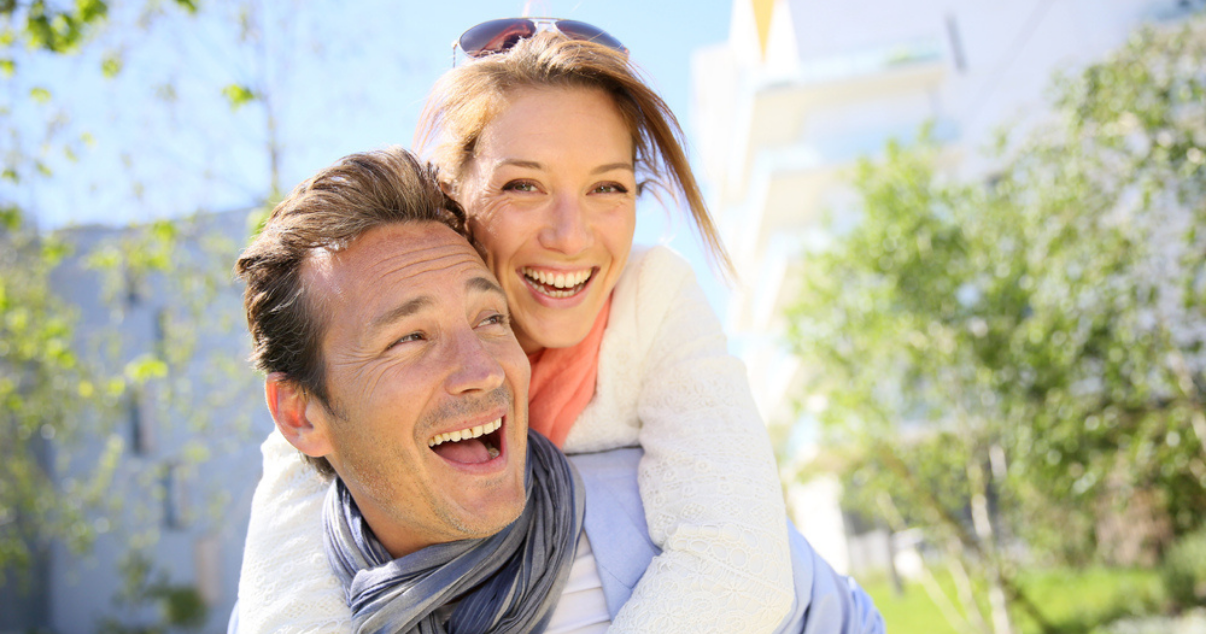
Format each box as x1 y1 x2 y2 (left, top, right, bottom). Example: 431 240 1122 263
568 447 643 480
568 447 885 634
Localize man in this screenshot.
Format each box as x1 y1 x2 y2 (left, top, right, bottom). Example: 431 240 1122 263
234 146 884 633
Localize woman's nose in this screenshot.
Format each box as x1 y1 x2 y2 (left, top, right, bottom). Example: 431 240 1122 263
539 194 592 255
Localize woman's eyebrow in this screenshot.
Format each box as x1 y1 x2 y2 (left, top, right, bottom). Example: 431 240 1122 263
497 158 542 170
493 158 633 175
591 162 634 175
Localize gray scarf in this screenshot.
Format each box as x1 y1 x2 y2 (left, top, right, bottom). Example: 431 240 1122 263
323 431 585 634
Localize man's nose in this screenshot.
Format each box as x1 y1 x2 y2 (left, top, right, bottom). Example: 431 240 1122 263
538 193 592 255
444 328 506 395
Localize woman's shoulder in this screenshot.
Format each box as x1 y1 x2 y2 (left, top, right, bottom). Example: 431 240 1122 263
606 244 709 354
617 244 695 298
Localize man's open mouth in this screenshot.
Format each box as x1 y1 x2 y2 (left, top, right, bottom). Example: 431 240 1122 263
427 418 503 464
521 267 594 299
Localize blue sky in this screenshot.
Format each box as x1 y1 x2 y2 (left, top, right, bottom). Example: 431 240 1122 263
12 0 735 305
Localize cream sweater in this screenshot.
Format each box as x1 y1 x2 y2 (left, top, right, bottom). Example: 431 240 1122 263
236 245 793 633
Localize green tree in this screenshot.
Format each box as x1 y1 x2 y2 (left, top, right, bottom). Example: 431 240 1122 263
1 2 254 631
786 13 1206 634
2 0 370 627
0 0 188 582
0 207 122 577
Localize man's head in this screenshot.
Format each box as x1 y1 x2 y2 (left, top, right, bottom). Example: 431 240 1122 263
236 147 530 557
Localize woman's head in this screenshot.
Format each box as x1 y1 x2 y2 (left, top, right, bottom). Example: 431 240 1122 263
416 31 731 351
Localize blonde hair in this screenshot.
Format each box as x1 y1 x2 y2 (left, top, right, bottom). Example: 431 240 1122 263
415 32 734 279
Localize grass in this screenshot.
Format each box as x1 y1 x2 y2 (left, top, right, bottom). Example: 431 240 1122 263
859 566 1166 634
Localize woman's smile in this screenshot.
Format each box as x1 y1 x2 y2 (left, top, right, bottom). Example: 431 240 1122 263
520 266 596 300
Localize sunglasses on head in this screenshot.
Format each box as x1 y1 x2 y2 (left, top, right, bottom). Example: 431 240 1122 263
453 18 627 63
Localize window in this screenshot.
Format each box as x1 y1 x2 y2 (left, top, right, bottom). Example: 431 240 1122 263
162 461 188 530
127 388 155 455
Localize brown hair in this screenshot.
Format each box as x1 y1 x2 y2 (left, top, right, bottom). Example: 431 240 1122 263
415 32 734 278
236 146 465 476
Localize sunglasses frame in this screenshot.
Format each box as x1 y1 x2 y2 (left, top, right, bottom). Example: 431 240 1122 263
452 17 627 66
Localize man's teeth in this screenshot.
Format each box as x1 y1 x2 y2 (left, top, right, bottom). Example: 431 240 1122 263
523 268 591 290
428 418 502 447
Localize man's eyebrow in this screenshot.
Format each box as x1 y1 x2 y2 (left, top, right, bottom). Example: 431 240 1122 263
368 296 432 335
367 277 501 335
467 275 505 298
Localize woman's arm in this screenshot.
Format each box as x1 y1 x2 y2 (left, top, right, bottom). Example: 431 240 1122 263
235 431 353 633
580 246 795 632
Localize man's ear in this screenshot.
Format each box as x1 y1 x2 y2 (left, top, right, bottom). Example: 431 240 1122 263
265 373 333 458
439 177 456 199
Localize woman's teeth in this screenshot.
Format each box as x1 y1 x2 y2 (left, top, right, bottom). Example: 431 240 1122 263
428 418 502 447
523 268 592 298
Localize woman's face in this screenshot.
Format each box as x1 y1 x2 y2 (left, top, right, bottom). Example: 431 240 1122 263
458 86 637 354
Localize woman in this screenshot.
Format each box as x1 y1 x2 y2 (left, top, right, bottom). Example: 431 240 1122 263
238 22 794 633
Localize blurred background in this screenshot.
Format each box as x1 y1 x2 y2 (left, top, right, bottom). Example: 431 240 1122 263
2 0 1205 632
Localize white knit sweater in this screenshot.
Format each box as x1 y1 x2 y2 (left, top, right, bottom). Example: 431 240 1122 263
236 245 793 633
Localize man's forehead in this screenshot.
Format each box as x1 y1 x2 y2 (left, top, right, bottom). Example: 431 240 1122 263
303 222 495 309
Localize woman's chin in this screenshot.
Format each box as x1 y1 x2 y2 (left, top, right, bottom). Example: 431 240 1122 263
511 288 605 351
515 315 594 352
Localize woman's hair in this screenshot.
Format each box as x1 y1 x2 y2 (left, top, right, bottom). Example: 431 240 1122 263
415 32 734 278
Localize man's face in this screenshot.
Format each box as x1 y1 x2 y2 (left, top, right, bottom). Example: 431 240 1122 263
300 221 529 557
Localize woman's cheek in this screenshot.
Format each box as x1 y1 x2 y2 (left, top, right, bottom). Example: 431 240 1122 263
468 197 516 251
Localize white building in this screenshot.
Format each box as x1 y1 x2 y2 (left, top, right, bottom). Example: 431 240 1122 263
691 0 1201 574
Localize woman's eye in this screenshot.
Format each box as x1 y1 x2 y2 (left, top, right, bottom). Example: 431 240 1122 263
593 182 629 194
502 180 539 193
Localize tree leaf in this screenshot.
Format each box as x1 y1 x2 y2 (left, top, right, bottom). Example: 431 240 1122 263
101 52 122 78
221 83 257 110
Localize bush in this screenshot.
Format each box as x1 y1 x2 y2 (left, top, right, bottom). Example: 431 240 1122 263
1163 527 1206 609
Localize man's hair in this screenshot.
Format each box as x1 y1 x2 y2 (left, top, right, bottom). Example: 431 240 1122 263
236 146 466 476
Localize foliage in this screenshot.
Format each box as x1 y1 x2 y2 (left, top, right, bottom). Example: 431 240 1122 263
2 196 253 634
1 0 197 62
0 0 201 579
786 12 1206 632
3 0 110 55
864 567 1166 634
0 208 122 578
97 550 208 633
1162 526 1206 608
1 2 257 631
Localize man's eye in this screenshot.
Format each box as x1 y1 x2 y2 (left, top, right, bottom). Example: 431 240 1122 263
480 312 510 328
390 333 424 348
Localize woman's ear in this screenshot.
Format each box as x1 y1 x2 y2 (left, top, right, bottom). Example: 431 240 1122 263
265 373 333 458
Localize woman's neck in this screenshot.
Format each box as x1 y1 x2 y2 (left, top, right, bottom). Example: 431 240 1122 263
518 334 544 356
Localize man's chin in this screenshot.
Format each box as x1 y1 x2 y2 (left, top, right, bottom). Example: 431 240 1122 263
448 487 527 538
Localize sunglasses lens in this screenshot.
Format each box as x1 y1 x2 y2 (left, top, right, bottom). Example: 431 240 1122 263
459 18 536 57
555 20 627 53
